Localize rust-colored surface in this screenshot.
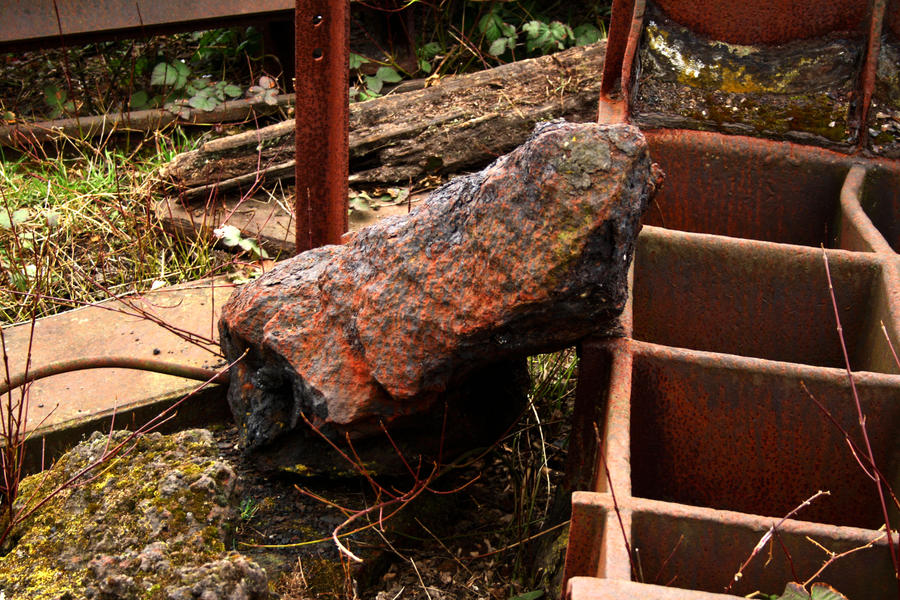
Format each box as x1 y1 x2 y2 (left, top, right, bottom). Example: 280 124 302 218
0 280 232 437
632 228 893 371
294 0 349 252
641 130 855 246
567 494 897 597
568 578 744 600
0 0 293 48
862 166 900 252
220 122 657 455
628 342 900 529
652 0 869 45
565 121 900 596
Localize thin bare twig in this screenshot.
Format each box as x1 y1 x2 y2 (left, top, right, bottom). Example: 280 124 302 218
822 249 900 591
727 490 830 591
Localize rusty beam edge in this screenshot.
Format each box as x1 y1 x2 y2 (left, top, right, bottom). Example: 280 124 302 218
294 0 349 252
639 224 889 269
0 2 293 49
628 337 900 383
571 491 898 547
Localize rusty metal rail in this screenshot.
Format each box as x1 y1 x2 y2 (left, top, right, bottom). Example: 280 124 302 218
294 0 349 251
0 1 293 50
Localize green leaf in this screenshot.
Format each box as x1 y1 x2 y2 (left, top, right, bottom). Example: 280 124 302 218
574 23 603 46
522 20 544 39
418 59 432 74
151 62 176 87
223 84 243 98
189 94 219 111
810 583 849 600
216 225 242 247
129 90 150 109
349 53 369 70
43 85 67 108
365 75 384 94
0 211 10 230
478 12 503 41
549 21 570 42
151 62 189 89
375 66 402 83
775 582 849 600
488 38 511 57
44 210 60 230
419 42 442 60
12 208 29 225
777 583 811 600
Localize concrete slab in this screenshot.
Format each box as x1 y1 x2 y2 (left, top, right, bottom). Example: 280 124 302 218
1 278 235 468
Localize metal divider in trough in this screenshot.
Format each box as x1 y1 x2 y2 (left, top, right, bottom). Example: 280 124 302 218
563 0 900 597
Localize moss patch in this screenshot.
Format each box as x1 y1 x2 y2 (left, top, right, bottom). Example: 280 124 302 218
0 429 267 600
632 5 861 150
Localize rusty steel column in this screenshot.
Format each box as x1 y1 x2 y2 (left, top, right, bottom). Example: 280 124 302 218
294 0 349 253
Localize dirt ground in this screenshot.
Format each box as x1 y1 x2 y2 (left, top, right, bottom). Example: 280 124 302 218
211 415 571 599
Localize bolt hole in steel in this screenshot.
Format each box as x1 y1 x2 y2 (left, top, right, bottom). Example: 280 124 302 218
312 14 323 25
312 47 323 60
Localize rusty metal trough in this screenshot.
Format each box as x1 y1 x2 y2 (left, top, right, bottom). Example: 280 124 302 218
563 0 900 597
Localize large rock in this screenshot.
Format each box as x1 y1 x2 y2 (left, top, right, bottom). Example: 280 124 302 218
219 120 661 470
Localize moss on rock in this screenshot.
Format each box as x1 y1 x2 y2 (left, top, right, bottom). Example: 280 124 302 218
0 429 268 600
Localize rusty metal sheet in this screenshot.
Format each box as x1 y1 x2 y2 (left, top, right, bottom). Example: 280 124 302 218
652 0 870 45
294 0 348 251
0 0 293 45
632 228 891 371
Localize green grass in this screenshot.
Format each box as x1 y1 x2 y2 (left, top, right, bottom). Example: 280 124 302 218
0 127 229 324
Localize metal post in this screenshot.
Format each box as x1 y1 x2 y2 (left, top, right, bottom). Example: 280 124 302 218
294 0 349 253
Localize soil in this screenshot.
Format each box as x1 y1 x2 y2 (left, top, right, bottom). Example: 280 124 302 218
209 412 572 599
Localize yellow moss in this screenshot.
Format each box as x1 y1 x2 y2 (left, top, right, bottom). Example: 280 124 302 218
0 430 241 600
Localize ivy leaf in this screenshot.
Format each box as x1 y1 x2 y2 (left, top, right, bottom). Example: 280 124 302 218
478 11 503 41
189 93 219 111
215 224 242 247
44 210 60 230
365 75 384 94
43 85 67 108
549 21 571 46
775 582 850 600
419 42 442 60
522 20 543 39
237 237 269 258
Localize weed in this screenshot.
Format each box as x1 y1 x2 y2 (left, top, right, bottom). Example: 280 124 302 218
0 128 237 324
239 497 260 522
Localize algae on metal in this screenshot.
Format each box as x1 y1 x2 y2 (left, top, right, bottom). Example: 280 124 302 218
0 429 267 600
633 8 861 149
870 36 900 156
